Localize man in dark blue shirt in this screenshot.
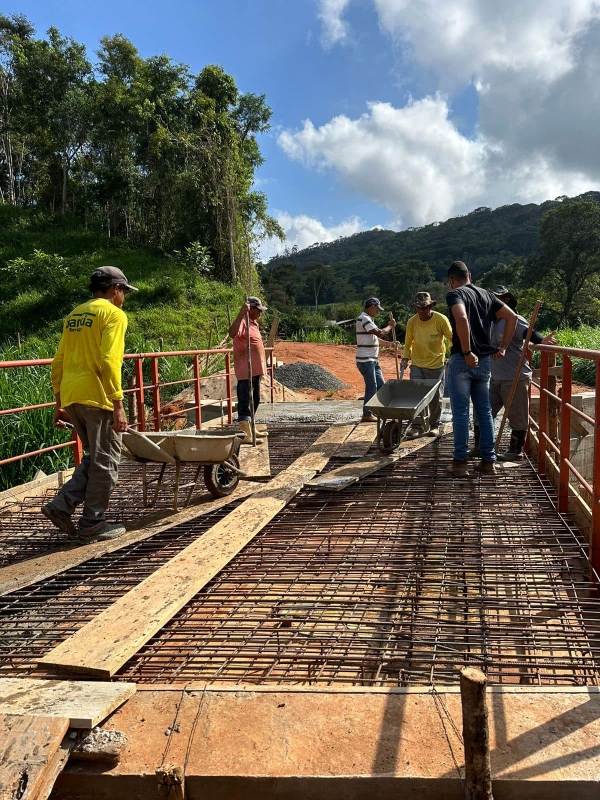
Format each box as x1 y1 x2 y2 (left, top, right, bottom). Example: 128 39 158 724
446 261 517 476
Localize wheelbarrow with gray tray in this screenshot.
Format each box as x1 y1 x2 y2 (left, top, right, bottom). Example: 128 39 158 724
121 429 246 509
365 376 441 452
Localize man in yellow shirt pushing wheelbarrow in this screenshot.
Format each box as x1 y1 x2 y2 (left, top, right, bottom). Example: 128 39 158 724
401 291 452 438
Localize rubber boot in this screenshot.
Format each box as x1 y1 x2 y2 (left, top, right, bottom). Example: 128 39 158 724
238 420 252 443
238 420 265 443
497 430 526 462
468 426 480 459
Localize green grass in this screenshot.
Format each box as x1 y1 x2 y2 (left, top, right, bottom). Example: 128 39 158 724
0 205 251 489
287 327 353 344
555 326 600 387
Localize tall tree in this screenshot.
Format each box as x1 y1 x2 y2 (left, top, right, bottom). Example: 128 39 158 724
539 200 600 324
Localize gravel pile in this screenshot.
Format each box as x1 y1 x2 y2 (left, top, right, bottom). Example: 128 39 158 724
274 362 348 392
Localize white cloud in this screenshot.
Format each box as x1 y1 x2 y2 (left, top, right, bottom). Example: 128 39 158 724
285 0 600 230
260 212 365 260
279 97 486 227
373 0 600 85
317 0 352 48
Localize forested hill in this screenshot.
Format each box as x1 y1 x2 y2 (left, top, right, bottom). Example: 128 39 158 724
268 192 600 283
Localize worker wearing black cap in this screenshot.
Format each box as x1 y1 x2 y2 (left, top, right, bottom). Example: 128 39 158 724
42 266 137 542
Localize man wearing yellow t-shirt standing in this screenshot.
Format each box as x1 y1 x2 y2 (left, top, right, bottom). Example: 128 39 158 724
401 291 452 437
42 267 137 542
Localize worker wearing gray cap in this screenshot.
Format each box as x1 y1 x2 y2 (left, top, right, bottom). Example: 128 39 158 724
42 266 137 541
356 297 396 423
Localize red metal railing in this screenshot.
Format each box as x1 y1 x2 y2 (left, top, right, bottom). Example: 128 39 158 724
529 343 600 575
0 348 276 472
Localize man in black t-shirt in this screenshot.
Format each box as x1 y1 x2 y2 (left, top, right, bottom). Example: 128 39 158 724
445 261 517 476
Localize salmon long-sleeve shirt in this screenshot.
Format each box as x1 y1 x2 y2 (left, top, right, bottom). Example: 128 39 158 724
232 318 267 380
51 298 128 411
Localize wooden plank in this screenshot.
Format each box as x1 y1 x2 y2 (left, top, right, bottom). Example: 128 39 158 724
0 469 74 512
0 482 259 598
335 423 378 458
305 425 451 491
0 714 69 800
238 438 271 478
0 679 135 729
38 424 354 679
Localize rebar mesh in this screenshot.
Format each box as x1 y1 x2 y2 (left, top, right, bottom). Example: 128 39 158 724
0 423 327 569
117 438 600 687
1 432 599 687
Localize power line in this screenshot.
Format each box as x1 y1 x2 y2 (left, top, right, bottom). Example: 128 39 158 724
61 0 102 31
40 0 72 25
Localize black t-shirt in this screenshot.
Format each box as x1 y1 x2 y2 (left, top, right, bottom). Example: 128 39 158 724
446 284 504 357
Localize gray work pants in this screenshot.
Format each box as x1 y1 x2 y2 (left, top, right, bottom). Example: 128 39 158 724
490 379 530 431
410 365 445 427
51 404 121 529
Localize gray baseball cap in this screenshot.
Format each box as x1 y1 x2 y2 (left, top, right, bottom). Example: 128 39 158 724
248 296 267 312
91 266 138 291
365 297 384 311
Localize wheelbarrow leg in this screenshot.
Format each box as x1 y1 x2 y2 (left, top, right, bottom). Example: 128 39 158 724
184 464 202 508
142 462 148 507
150 462 166 508
173 461 181 511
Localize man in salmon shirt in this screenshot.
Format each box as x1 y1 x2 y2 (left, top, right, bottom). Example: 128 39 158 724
228 297 267 443
42 266 136 542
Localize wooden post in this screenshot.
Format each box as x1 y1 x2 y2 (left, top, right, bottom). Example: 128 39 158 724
495 300 540 451
389 312 399 379
459 666 494 800
127 375 137 426
204 325 214 373
246 311 256 446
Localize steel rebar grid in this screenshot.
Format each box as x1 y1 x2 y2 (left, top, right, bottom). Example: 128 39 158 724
0 424 329 674
116 438 600 687
0 423 326 570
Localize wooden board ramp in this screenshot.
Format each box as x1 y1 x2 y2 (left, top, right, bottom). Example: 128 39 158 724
0 481 260 598
238 437 271 477
0 679 135 729
0 679 135 800
305 424 451 492
37 423 354 679
334 423 378 458
0 714 70 800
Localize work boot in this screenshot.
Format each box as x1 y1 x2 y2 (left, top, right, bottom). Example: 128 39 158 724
468 426 480 458
475 459 497 475
238 420 265 442
427 427 440 437
361 414 377 423
497 430 526 462
41 503 77 536
446 459 469 477
78 522 126 543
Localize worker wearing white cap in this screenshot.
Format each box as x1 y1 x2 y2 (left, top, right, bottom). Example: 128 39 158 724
229 298 268 442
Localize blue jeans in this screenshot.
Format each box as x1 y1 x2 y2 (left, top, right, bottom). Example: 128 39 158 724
447 354 495 462
356 360 384 414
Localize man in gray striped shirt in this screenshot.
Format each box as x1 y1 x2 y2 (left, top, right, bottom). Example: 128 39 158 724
356 298 396 422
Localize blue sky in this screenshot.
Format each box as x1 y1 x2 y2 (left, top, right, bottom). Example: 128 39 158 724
8 0 600 257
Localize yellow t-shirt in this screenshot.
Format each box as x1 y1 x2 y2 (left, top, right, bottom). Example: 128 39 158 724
403 311 452 370
51 298 128 411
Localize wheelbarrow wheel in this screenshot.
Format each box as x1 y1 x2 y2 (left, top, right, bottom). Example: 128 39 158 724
382 420 401 451
204 454 240 497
